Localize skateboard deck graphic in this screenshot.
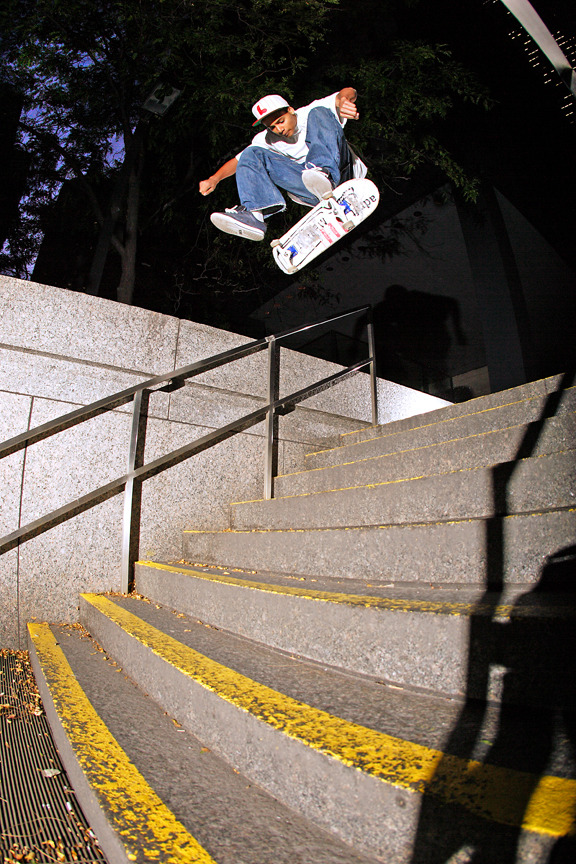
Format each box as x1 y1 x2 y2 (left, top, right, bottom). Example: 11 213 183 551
271 178 379 274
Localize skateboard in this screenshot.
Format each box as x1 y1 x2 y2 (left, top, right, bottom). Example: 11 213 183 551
271 178 379 274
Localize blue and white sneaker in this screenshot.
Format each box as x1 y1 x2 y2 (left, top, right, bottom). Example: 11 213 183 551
210 206 267 241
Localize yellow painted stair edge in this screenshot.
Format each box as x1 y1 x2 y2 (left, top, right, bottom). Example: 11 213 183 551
137 561 576 621
305 390 576 458
28 622 217 864
83 593 575 838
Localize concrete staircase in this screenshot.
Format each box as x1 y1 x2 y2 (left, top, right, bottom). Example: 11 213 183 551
28 373 576 864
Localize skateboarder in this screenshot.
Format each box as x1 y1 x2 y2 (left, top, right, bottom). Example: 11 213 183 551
199 88 367 241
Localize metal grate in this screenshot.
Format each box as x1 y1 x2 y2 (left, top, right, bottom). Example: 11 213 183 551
0 651 107 863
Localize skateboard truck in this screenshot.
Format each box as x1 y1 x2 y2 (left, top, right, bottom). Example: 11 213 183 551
321 190 354 231
269 238 298 273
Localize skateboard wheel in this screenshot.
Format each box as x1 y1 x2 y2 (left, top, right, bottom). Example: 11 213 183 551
322 191 335 200
270 239 281 248
343 220 354 231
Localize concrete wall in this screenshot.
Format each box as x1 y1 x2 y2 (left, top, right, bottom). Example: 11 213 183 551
0 276 449 647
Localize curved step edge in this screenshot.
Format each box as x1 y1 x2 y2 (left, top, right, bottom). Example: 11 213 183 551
27 622 217 864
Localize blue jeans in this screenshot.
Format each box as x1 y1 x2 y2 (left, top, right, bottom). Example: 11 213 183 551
236 107 351 215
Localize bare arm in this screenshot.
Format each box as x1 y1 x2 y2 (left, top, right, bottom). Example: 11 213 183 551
199 157 238 196
335 87 359 121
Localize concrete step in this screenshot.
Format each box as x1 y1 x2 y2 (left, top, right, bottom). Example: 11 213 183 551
76 593 573 863
275 413 576 499
233 450 576 531
183 508 576 586
336 373 571 447
305 384 576 471
28 619 379 864
135 560 576 706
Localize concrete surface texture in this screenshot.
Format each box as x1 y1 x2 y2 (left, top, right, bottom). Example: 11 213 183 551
22 356 576 863
0 275 448 647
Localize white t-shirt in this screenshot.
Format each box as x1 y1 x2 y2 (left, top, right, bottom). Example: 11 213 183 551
237 92 367 177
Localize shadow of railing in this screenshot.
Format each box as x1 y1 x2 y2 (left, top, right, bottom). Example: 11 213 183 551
409 371 576 863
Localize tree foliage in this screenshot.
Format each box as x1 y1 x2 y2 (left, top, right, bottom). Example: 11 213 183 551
0 0 339 301
330 41 492 196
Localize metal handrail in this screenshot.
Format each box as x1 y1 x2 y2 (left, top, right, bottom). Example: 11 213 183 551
0 306 377 590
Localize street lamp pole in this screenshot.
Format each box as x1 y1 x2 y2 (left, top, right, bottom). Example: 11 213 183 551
498 0 576 96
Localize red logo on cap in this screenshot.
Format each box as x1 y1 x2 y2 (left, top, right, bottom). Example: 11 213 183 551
256 104 267 116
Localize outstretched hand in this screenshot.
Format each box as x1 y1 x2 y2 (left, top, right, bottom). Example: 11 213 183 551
199 178 217 196
199 157 239 196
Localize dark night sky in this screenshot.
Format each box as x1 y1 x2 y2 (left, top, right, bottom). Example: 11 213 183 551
407 0 576 268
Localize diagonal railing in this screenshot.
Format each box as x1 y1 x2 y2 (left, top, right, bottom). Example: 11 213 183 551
0 306 378 591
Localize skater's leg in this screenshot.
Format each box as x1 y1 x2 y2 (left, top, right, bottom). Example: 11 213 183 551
236 147 318 211
210 148 318 240
304 107 352 187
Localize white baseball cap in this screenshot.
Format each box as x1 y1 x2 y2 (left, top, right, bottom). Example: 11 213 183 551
251 94 290 126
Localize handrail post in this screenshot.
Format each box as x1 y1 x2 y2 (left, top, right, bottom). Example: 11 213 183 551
120 389 150 592
367 309 379 426
264 336 280 500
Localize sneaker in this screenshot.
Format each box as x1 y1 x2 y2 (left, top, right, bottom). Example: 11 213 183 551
301 167 334 201
210 206 266 241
